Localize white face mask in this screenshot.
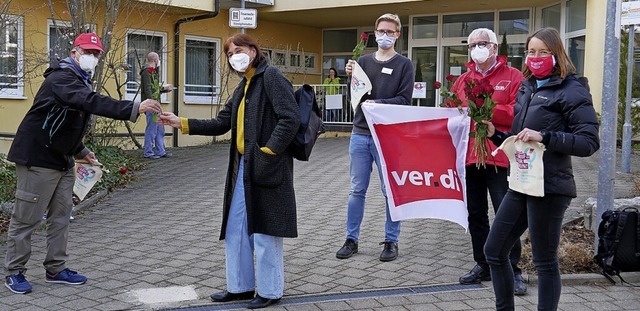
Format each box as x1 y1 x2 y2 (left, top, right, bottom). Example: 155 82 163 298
229 53 251 72
78 54 98 73
470 46 491 64
375 34 396 50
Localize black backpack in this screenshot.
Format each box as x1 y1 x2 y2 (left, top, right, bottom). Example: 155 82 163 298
593 207 640 286
288 84 325 161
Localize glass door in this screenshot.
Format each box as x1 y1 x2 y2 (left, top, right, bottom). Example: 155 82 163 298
412 47 437 106
440 45 469 105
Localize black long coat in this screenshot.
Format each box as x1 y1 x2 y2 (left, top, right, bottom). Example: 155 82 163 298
187 62 300 238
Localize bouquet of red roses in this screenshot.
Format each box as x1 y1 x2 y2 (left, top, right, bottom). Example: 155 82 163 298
434 76 496 168
462 78 496 168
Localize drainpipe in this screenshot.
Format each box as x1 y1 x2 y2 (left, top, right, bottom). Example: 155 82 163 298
172 0 220 147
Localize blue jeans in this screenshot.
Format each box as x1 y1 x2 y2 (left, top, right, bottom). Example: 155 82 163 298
224 158 284 299
484 190 571 311
345 133 400 243
465 165 521 274
143 112 166 158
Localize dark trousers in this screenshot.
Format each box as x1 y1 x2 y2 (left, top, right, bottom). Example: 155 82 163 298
465 165 521 274
484 190 571 311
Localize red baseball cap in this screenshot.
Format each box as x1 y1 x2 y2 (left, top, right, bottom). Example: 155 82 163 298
73 33 104 52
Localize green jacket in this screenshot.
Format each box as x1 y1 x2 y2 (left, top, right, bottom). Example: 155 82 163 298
323 77 341 95
140 65 160 101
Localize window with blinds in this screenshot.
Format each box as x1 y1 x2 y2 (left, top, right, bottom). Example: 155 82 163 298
125 31 164 100
184 37 220 104
0 14 22 97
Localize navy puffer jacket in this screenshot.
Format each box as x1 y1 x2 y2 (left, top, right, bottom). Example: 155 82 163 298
492 74 600 197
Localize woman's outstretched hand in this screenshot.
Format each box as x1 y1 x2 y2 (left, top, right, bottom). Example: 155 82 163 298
157 112 181 129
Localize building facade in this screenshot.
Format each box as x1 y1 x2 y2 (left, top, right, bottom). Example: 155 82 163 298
0 0 605 154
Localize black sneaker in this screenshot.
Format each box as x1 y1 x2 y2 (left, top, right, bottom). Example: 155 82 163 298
379 241 398 262
459 265 491 284
336 238 358 259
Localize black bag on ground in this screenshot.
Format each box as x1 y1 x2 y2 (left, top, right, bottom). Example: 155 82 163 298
593 207 640 285
289 84 325 161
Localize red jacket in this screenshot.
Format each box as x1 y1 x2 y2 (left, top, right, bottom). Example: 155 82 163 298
449 55 523 168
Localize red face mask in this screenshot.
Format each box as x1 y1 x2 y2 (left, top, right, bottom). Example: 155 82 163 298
526 55 556 79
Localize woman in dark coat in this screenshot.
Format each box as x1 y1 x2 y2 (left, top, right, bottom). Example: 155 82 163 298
159 33 299 309
482 27 600 311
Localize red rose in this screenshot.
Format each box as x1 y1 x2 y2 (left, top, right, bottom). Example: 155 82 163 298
446 74 455 83
146 67 156 74
361 32 368 40
484 85 494 96
475 98 484 107
472 85 484 95
433 81 442 89
119 166 128 174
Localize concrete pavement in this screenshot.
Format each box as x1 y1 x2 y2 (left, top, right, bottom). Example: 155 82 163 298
1 137 639 311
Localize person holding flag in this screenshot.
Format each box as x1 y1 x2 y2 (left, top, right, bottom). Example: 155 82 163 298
336 13 414 262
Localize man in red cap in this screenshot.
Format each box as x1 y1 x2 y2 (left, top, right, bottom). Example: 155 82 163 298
3 32 161 294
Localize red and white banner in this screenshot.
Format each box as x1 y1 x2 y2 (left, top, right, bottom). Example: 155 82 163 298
361 103 470 230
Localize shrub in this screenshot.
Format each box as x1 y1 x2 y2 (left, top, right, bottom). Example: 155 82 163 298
0 146 144 204
0 154 16 203
84 144 145 194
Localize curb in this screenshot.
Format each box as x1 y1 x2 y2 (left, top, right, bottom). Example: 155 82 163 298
72 190 109 216
523 271 640 286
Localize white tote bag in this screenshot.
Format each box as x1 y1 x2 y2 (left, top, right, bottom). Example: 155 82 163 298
492 136 545 197
73 160 104 201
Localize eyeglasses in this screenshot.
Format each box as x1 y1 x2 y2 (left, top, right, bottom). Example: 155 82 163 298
525 50 552 57
375 29 397 36
467 41 492 50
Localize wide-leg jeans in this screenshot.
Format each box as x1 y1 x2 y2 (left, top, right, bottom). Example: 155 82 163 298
224 158 284 299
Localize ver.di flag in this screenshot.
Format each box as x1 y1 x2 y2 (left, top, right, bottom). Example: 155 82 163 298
349 61 372 111
361 103 470 230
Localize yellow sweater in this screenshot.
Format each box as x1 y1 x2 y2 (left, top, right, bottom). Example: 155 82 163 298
179 67 274 155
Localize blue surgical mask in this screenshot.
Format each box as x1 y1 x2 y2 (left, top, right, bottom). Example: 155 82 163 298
375 34 396 50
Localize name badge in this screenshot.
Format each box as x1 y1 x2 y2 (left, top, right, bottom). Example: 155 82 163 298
381 67 393 75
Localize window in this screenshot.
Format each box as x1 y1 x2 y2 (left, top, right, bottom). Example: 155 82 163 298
125 30 165 100
48 21 74 64
442 13 494 38
566 0 587 33
0 14 22 97
272 50 286 66
541 4 561 31
412 16 438 39
184 36 220 104
289 52 301 68
565 0 587 76
304 53 316 69
567 36 585 76
323 29 358 53
499 10 530 35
